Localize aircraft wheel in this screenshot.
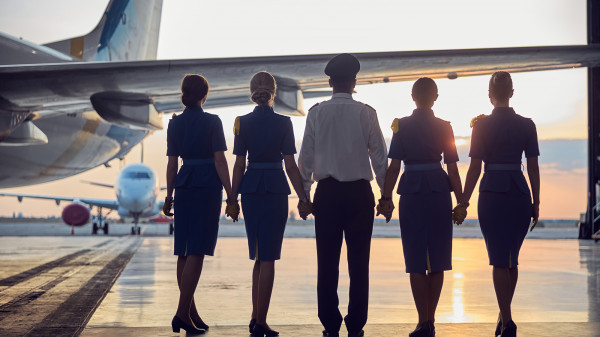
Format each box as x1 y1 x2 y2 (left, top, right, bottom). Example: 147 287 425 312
169 223 174 235
103 223 109 235
137 227 141 235
131 227 135 235
92 223 98 235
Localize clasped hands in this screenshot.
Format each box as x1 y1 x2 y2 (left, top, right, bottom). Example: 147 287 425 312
225 198 241 222
452 203 468 225
298 199 313 220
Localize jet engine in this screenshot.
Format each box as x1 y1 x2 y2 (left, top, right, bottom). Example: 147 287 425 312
61 203 90 226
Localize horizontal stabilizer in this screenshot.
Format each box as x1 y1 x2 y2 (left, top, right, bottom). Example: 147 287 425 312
81 180 114 189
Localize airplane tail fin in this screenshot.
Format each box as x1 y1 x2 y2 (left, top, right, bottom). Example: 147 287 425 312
44 0 163 62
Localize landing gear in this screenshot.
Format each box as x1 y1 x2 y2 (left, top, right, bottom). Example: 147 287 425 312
169 222 174 235
131 214 141 235
91 208 111 235
131 226 136 235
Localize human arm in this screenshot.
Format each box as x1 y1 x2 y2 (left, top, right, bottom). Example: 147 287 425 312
231 155 246 201
163 156 179 216
462 158 482 205
527 156 540 231
284 155 311 220
298 112 316 200
378 158 401 222
214 151 232 200
366 108 389 193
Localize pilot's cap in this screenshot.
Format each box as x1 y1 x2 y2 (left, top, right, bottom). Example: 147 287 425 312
324 53 360 80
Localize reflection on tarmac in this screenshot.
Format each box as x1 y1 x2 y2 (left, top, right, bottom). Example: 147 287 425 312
0 232 599 336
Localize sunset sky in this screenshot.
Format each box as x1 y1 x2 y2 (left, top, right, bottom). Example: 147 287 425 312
0 0 588 220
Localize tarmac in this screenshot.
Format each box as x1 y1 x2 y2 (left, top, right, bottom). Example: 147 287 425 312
0 222 598 336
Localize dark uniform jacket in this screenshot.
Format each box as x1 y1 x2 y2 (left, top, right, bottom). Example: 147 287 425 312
233 105 296 195
166 106 227 189
388 108 459 194
469 107 539 194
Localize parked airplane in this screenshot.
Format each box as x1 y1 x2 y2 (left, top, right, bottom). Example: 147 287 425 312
0 163 170 235
1 0 600 189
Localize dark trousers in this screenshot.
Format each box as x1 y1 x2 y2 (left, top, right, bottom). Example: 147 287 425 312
313 178 375 334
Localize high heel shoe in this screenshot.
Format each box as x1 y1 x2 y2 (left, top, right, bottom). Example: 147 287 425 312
253 323 279 337
249 318 256 333
192 316 209 331
408 322 432 337
500 320 517 337
171 316 205 335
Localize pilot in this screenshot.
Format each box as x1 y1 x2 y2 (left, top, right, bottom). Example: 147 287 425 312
298 53 388 337
230 71 310 337
163 74 236 335
461 71 540 337
377 77 463 337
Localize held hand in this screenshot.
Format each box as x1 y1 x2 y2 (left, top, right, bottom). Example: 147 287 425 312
163 197 174 217
225 199 240 222
530 203 540 232
376 198 395 223
298 199 313 220
452 205 468 225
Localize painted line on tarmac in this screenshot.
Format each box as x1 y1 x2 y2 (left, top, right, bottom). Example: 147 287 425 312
0 240 112 288
25 238 141 337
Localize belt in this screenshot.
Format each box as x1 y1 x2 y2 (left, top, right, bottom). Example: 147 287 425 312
485 163 522 171
247 162 282 169
183 158 214 165
403 163 441 172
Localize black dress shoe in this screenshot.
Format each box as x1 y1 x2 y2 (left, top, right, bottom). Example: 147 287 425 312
428 321 435 336
249 318 257 333
500 320 517 337
253 323 279 337
192 316 209 330
171 315 205 335
409 322 431 337
494 316 502 336
323 330 340 337
348 330 364 337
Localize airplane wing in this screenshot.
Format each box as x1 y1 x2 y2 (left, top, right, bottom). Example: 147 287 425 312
0 192 119 210
1 44 599 121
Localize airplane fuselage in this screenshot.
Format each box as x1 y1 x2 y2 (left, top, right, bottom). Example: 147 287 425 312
114 163 159 220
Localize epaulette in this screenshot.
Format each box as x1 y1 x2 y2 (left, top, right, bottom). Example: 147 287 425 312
364 104 376 112
308 102 320 111
470 114 488 128
233 116 241 136
391 118 400 134
171 113 177 120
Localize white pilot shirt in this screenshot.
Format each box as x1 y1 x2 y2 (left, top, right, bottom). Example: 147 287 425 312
298 93 388 197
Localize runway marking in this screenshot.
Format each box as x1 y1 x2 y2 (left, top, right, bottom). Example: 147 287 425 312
0 240 111 288
0 238 140 337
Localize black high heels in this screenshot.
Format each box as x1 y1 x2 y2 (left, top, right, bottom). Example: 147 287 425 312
500 320 517 337
428 320 436 336
171 315 205 335
253 323 279 337
249 318 256 333
408 322 432 337
192 316 209 331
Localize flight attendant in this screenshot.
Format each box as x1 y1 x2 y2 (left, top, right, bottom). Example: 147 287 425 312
461 71 540 337
378 77 464 337
163 74 235 335
230 71 310 337
299 54 388 337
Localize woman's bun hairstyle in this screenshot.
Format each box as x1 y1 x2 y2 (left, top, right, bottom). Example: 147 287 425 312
250 71 277 106
181 74 209 108
489 71 513 100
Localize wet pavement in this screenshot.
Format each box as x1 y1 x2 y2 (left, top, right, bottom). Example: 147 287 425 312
0 229 598 336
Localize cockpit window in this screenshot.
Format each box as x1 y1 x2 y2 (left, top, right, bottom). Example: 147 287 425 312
125 172 151 179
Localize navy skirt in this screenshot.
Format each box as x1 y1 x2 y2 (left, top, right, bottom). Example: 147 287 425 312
173 187 222 256
478 183 532 268
399 191 453 273
241 193 288 261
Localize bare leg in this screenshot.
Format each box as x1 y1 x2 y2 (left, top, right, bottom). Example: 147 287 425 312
256 260 275 328
426 271 444 322
497 267 518 326
175 254 205 326
409 273 429 326
493 266 512 327
251 260 260 320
